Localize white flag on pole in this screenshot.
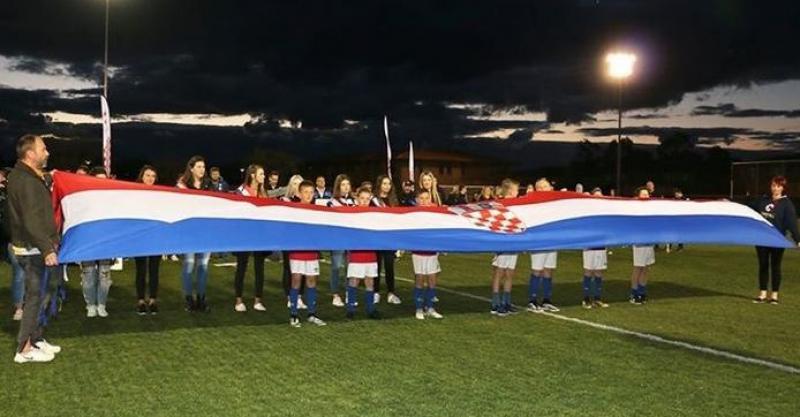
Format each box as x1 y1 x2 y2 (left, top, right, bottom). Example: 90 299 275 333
383 115 392 180
100 95 112 177
408 140 414 182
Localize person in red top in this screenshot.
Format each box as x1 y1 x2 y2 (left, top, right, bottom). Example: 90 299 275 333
288 181 326 328
345 187 381 320
411 190 443 320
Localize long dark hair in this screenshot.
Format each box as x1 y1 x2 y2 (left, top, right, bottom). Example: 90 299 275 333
333 174 352 199
242 164 267 197
374 174 399 206
136 165 158 183
179 155 205 188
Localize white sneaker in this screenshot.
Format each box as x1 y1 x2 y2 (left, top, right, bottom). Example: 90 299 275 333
425 308 444 319
86 305 98 318
290 316 301 328
97 304 109 318
170 255 179 261
415 309 425 320
374 293 381 304
332 294 345 307
541 302 560 312
234 303 247 312
297 297 308 310
307 315 327 326
34 339 61 355
253 302 266 312
387 293 402 304
12 308 23 321
14 348 55 364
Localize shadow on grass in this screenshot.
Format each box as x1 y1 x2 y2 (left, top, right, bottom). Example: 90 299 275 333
1 269 749 341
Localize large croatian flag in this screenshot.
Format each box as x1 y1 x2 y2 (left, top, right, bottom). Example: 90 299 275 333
52 172 791 262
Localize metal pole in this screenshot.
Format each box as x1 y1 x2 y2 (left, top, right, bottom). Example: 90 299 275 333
103 0 109 98
616 79 622 195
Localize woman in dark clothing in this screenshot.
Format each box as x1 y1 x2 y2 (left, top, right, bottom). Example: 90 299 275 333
750 176 800 304
134 165 162 315
371 175 401 305
233 164 269 312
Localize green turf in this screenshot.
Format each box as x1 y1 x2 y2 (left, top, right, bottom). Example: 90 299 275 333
1 246 798 416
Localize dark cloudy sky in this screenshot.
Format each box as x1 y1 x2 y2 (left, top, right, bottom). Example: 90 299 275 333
1 0 800 163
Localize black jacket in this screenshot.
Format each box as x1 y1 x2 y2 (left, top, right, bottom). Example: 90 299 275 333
6 161 59 256
751 195 800 242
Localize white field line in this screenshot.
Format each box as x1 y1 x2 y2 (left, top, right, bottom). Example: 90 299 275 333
217 257 800 375
391 275 800 375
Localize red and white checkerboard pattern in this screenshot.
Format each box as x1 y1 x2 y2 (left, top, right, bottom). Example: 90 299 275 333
448 202 527 234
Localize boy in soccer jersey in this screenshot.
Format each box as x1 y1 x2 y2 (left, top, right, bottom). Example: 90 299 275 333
288 181 327 327
528 178 560 312
490 178 520 316
345 187 381 319
582 188 610 309
412 190 443 320
630 187 655 304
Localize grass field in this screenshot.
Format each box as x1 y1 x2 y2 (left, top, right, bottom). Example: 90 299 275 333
1 246 798 417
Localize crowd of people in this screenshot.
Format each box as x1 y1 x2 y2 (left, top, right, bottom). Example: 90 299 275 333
2 134 797 364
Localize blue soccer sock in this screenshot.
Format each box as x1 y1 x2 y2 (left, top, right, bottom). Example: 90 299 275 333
491 292 501 309
503 291 512 307
289 288 299 316
582 276 592 298
426 288 436 309
542 278 553 300
365 290 375 313
346 285 357 313
413 287 424 309
529 274 540 301
638 284 647 296
631 285 639 297
593 276 603 299
306 287 318 314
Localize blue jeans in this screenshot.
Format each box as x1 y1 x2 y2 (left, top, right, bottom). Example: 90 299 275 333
182 253 210 296
330 251 345 293
81 261 112 306
7 244 25 306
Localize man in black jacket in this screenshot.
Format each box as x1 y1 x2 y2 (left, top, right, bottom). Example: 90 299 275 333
7 134 62 364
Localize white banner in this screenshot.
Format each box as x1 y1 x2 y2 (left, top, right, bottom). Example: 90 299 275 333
100 95 112 176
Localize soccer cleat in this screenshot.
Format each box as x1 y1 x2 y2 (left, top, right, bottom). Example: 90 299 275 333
639 294 648 304
490 306 499 315
289 316 301 328
415 309 425 320
505 304 519 315
253 302 266 312
234 302 247 312
34 339 61 355
86 305 98 318
526 301 541 313
97 304 109 318
387 293 402 304
148 302 159 315
496 305 509 317
332 294 345 307
297 297 308 310
582 298 593 309
374 293 381 305
136 303 148 316
425 308 444 319
12 308 23 321
307 315 327 326
541 300 560 312
14 348 55 364
592 299 609 308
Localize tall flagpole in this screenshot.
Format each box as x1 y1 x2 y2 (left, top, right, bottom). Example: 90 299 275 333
103 0 109 98
101 0 111 176
383 115 392 180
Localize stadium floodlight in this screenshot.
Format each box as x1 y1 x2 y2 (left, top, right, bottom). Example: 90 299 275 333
606 52 636 79
605 51 636 194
